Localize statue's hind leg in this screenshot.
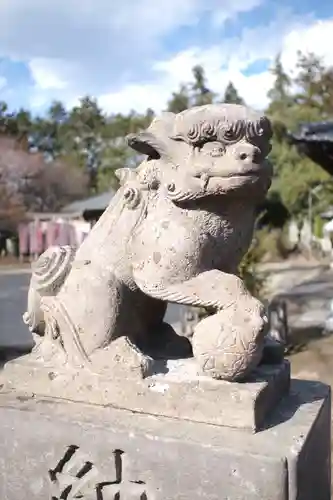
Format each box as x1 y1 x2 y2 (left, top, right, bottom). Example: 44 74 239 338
133 269 268 381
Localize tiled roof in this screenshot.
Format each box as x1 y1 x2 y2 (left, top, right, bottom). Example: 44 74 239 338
289 121 333 143
61 190 115 214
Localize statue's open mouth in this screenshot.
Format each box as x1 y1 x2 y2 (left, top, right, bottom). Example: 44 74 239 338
195 169 262 180
194 170 262 190
168 169 268 204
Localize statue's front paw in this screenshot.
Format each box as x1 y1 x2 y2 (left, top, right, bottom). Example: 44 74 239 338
192 301 267 381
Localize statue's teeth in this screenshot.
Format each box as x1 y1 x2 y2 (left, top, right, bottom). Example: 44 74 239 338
201 174 209 189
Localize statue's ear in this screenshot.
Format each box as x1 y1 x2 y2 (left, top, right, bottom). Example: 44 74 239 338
114 167 137 185
126 132 167 159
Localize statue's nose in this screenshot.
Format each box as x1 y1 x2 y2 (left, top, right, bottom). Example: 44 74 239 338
236 145 261 164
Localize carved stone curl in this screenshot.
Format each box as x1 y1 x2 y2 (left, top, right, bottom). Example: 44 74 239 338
24 103 274 381
23 245 76 335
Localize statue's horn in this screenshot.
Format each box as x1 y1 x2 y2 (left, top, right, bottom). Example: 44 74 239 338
126 132 168 159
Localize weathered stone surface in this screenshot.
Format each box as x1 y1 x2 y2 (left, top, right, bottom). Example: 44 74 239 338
2 104 329 499
23 104 274 382
1 349 290 432
0 379 330 500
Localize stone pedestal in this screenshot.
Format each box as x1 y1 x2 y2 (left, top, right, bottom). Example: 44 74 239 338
0 354 331 499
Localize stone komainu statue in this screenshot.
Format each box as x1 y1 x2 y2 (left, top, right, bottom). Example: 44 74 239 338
23 104 274 382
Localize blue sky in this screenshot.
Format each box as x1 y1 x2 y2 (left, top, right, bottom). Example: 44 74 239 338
0 0 332 115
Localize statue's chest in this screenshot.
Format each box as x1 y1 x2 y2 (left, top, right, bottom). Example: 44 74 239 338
144 205 225 243
144 202 253 256
174 205 253 246
134 200 255 279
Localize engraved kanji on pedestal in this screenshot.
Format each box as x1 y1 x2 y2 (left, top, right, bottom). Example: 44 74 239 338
100 449 149 499
49 445 152 499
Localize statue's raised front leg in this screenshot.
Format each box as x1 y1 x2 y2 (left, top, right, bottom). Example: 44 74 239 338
133 269 268 381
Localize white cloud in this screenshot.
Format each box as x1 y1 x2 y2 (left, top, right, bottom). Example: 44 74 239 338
99 16 333 114
28 59 69 91
98 48 275 114
0 0 208 90
0 1 332 115
0 76 6 91
280 19 333 72
212 0 262 27
0 0 265 110
0 1 259 86
28 58 77 108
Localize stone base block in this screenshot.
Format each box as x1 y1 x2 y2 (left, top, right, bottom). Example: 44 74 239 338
2 345 290 432
0 379 330 500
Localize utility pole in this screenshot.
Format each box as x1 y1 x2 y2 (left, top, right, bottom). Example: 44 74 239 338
307 182 333 257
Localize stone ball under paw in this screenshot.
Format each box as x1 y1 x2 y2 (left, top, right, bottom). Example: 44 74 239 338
192 305 267 381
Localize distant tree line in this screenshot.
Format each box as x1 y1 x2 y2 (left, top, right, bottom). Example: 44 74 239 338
1 51 333 232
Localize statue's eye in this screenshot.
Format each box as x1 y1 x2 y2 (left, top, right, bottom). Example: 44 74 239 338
201 142 225 157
